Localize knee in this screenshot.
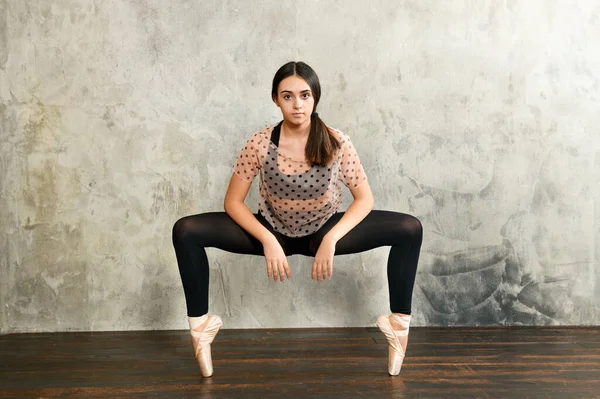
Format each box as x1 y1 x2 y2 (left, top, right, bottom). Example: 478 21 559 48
402 215 423 241
172 216 200 244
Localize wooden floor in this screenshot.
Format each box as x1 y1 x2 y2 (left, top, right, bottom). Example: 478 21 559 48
1 327 600 399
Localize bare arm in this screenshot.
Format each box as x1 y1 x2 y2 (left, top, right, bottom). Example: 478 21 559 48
324 180 375 242
312 180 375 281
224 173 291 282
223 173 274 244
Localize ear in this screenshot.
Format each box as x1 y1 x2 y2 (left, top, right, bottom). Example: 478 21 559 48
272 94 280 108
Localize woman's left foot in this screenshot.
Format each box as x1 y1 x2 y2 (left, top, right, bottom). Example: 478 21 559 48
376 313 411 376
190 315 223 377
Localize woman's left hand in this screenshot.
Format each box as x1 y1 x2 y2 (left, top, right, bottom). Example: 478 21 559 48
312 236 337 281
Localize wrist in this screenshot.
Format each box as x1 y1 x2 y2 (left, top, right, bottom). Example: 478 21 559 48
323 233 340 244
259 232 277 245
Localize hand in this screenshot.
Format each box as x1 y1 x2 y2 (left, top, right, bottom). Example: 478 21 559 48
312 236 337 281
262 235 291 282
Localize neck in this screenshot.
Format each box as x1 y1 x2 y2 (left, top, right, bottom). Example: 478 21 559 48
281 119 311 140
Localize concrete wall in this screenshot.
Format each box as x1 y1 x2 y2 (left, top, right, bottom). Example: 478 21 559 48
1 0 599 332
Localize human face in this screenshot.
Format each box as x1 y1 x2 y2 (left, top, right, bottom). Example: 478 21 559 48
273 75 315 126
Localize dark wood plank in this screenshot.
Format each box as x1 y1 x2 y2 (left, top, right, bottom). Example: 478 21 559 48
1 327 599 398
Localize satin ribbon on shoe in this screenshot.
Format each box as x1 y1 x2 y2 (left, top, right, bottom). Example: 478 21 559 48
376 314 411 376
190 315 223 377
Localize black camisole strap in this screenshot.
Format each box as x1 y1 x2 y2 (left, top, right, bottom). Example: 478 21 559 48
270 121 283 147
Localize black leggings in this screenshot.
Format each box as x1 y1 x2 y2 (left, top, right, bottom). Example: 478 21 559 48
172 210 422 317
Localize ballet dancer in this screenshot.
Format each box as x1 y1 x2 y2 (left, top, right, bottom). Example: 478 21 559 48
172 61 422 377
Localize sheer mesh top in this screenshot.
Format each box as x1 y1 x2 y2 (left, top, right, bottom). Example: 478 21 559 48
232 121 368 237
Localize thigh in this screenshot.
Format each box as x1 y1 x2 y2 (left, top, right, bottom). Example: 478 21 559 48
310 210 418 255
176 211 275 256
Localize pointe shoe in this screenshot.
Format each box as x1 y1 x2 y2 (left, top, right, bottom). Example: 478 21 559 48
190 315 223 377
376 314 411 376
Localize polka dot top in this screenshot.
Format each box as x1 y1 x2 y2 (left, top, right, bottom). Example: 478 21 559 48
232 121 368 238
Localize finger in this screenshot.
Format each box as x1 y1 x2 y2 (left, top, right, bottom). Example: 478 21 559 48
275 262 282 281
284 260 291 279
267 261 273 278
278 261 286 282
328 261 333 278
274 260 282 282
311 262 317 280
271 261 277 281
317 261 322 281
319 261 325 280
272 262 278 281
276 261 283 281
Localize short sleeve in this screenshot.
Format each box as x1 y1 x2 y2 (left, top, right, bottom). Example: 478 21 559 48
232 133 262 182
340 134 368 189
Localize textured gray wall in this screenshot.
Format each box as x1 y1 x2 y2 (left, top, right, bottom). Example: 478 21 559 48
1 1 599 332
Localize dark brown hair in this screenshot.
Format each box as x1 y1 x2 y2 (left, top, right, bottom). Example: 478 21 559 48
271 61 341 166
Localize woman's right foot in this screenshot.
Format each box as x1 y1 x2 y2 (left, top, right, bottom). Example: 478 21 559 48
376 313 411 376
190 315 223 377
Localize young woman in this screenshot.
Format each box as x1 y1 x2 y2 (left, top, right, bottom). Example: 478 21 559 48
172 61 423 377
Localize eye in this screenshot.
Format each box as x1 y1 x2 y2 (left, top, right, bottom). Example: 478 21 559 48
283 94 291 100
302 93 311 98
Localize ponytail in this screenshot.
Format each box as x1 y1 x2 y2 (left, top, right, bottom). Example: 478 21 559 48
306 112 341 166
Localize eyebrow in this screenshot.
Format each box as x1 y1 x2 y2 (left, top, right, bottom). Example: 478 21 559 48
280 89 312 94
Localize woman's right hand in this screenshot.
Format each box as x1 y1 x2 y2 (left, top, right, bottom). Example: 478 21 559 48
262 235 291 282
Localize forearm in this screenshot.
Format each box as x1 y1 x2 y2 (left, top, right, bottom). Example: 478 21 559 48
324 197 374 243
224 201 275 244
